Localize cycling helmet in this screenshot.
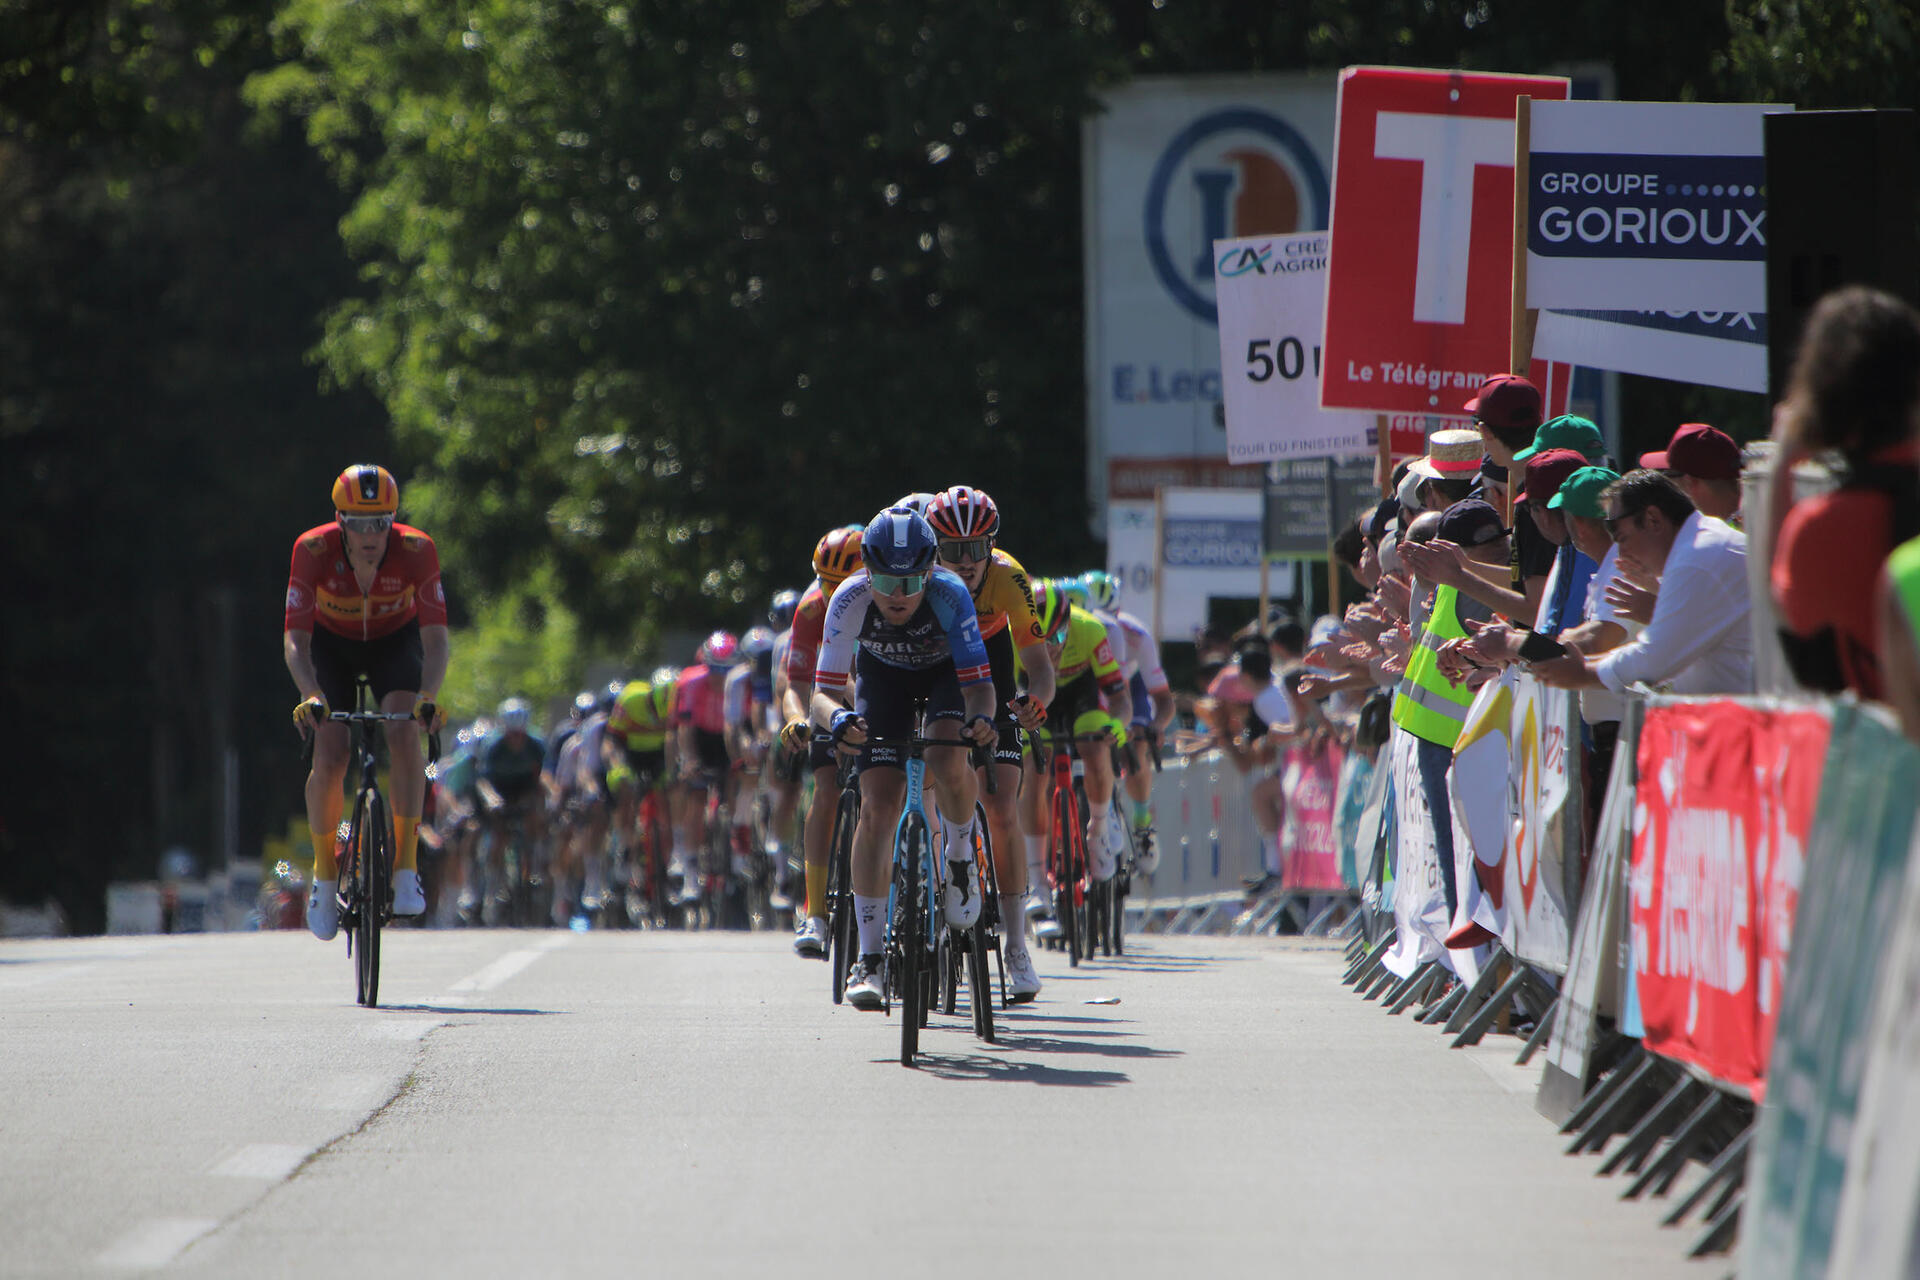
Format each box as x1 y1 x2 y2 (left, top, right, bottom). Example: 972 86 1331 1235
332 464 400 516
1033 579 1070 639
741 626 776 658
650 665 680 687
648 668 679 719
497 697 532 732
862 506 938 576
926 485 1001 540
698 630 740 666
1059 577 1091 606
1081 569 1121 611
572 690 598 718
812 525 864 589
894 491 938 517
768 588 800 630
601 680 625 713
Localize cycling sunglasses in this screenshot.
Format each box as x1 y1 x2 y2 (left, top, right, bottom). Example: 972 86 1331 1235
937 537 993 565
337 512 396 535
869 570 929 597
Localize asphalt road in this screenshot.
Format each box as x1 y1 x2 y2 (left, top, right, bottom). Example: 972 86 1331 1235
1 926 1723 1278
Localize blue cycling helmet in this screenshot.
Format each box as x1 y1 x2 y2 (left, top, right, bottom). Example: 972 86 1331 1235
862 506 938 576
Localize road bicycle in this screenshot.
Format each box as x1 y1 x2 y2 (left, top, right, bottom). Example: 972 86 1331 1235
871 731 995 1067
309 680 437 1006
824 744 860 1004
1035 732 1120 968
938 799 1003 1034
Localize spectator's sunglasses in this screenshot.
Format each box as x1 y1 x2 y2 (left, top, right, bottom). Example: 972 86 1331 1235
1603 507 1639 539
337 512 395 535
870 570 928 597
937 536 993 565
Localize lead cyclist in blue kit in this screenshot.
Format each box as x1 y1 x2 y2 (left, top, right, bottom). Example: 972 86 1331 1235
809 505 1001 1011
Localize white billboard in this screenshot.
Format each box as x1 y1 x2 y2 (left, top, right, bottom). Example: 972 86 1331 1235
1083 73 1339 538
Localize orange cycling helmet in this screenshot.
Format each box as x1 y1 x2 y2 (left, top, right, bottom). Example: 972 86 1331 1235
332 464 400 516
812 524 864 588
926 485 1000 541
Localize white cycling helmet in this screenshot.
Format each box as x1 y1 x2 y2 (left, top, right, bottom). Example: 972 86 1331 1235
497 697 532 732
893 491 938 518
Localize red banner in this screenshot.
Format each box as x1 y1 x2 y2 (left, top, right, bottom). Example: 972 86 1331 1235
1630 702 1832 1097
1322 67 1569 416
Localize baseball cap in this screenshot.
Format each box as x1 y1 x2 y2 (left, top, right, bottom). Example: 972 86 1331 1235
1463 373 1544 432
1641 422 1740 480
1365 498 1398 542
1522 448 1590 508
1547 466 1622 519
1437 499 1509 549
1513 414 1606 465
1479 457 1509 484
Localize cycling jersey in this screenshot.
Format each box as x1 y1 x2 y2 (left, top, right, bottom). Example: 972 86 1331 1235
1044 608 1126 692
609 680 673 752
673 664 728 735
966 550 1046 648
284 522 447 641
782 578 829 688
814 568 992 691
1099 609 1171 692
480 730 547 796
723 663 758 731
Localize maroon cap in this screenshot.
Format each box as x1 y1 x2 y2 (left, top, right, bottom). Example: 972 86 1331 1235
1641 422 1740 480
1463 374 1544 432
1522 448 1589 508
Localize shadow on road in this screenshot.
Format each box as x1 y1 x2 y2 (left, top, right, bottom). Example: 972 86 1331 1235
378 1004 559 1017
904 1052 1132 1088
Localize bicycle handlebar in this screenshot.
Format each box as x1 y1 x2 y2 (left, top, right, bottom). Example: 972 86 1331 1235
302 711 442 765
833 734 997 795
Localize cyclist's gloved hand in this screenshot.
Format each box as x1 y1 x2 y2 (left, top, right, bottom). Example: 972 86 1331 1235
293 694 329 734
1008 694 1046 731
779 718 811 753
829 709 866 746
963 714 997 749
413 693 444 732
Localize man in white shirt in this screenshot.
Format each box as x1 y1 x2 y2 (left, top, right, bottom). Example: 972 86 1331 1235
1532 470 1753 697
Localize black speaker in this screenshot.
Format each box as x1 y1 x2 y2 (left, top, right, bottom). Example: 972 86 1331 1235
1764 110 1920 401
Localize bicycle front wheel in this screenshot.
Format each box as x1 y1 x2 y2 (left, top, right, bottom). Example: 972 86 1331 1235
896 814 928 1066
1053 785 1083 968
358 790 390 1007
827 788 858 1005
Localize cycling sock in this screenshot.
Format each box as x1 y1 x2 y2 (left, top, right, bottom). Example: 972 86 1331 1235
1131 800 1152 829
310 792 344 881
805 858 829 919
855 894 886 956
1024 834 1046 888
392 810 421 873
942 811 976 863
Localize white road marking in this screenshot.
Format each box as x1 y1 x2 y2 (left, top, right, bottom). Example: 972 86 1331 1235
429 934 572 1003
208 1143 313 1180
96 1217 219 1270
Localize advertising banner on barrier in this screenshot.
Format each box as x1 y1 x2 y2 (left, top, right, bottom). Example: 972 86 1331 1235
1137 749 1268 907
1213 231 1373 462
1448 670 1512 948
1383 724 1456 980
1524 100 1782 313
1505 675 1582 973
1320 66 1568 416
1278 741 1346 891
1629 699 1832 1096
1745 704 1919 1280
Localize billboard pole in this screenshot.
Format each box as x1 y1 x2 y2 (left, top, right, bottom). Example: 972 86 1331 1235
1509 95 1536 378
1152 485 1166 643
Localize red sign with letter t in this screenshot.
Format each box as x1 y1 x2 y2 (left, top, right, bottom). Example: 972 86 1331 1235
1321 67 1569 415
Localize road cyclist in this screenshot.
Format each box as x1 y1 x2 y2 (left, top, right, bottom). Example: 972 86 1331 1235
1079 569 1176 876
285 463 448 943
807 505 1001 1014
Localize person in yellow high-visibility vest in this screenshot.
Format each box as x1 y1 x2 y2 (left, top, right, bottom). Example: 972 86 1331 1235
1390 499 1509 918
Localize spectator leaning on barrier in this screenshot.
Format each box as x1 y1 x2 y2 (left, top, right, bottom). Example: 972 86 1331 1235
1769 285 1920 701
1390 499 1507 918
1511 416 1607 614
1643 421 1743 526
1551 466 1637 835
1532 470 1752 697
1407 428 1483 512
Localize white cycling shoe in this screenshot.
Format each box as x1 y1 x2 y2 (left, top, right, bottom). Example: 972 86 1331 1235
1132 827 1160 876
793 916 829 959
1006 948 1042 1003
307 880 339 941
942 860 982 929
846 954 886 1011
1088 824 1118 882
392 870 426 917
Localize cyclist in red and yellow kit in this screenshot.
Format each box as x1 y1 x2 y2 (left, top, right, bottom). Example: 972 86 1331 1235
925 485 1053 1001
285 464 449 940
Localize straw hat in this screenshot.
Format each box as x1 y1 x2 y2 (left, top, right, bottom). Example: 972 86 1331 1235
1407 428 1484 482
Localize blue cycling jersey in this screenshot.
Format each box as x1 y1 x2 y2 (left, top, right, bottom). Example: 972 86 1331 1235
813 568 992 688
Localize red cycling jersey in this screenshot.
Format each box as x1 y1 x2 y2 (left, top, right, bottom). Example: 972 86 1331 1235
782 579 829 687
284 523 447 641
673 664 729 735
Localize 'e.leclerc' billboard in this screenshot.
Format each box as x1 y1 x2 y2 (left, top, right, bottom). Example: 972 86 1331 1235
1083 73 1337 539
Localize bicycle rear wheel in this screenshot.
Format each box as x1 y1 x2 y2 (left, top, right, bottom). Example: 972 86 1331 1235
827 788 858 1005
1053 785 1083 968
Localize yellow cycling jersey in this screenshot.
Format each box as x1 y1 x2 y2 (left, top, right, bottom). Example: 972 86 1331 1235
1017 606 1123 689
969 549 1046 649
609 679 674 751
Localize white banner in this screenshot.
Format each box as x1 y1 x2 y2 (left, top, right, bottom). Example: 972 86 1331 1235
1504 674 1581 972
1533 307 1767 394
1383 724 1451 981
1152 486 1291 642
1525 100 1787 313
1083 74 1338 535
1212 231 1372 462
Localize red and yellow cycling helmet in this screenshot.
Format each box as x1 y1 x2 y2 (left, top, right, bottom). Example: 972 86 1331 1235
812 524 865 589
332 464 400 516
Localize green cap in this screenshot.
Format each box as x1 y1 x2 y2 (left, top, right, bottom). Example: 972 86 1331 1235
1547 465 1620 519
1512 414 1605 465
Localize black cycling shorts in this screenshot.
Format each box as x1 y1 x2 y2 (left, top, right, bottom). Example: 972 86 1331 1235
691 728 730 777
309 619 424 713
621 745 667 787
854 649 967 772
984 626 1025 767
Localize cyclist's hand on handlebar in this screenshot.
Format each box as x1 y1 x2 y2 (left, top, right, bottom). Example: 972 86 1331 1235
963 714 998 749
830 709 868 748
293 694 329 734
413 693 444 732
1008 694 1046 732
779 718 811 753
